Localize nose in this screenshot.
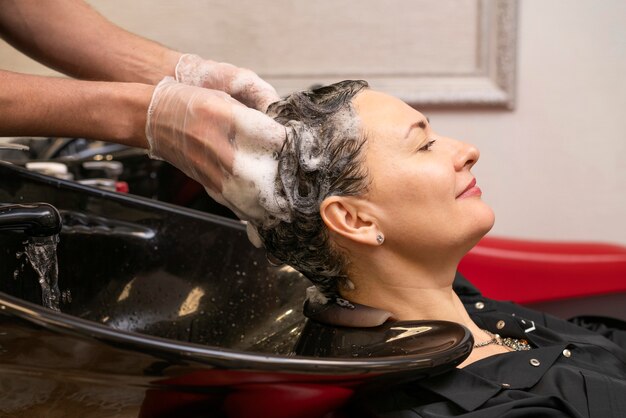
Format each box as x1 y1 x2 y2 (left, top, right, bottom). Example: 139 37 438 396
453 140 480 171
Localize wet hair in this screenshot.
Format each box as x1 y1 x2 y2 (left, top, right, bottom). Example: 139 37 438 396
259 80 370 300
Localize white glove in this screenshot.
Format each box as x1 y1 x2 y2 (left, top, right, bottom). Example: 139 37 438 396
145 77 288 242
175 54 279 112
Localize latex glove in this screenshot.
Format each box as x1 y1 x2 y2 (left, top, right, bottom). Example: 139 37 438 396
175 54 279 112
145 77 288 243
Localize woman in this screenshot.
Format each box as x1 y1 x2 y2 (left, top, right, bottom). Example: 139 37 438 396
252 80 626 417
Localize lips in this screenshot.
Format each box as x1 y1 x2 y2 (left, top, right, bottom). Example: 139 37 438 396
457 178 482 199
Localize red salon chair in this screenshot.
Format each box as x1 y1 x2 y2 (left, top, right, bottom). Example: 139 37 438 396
459 236 626 320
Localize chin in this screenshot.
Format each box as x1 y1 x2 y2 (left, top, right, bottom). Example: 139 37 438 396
468 204 495 246
455 203 495 256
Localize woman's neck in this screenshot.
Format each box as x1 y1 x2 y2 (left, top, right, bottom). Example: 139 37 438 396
340 250 485 338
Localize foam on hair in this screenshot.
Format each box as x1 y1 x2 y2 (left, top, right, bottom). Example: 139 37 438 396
257 80 370 299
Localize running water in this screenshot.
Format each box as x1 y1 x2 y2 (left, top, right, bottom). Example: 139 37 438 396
22 235 61 311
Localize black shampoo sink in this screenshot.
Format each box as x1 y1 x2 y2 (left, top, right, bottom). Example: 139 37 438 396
0 161 471 418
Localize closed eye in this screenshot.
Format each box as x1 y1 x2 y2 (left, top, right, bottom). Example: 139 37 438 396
417 139 436 152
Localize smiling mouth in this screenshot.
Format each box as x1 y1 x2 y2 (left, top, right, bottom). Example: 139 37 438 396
457 178 482 199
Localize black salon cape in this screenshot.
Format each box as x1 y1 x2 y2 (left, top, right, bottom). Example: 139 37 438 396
359 275 626 418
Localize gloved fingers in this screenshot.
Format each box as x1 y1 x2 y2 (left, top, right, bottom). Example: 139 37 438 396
179 130 231 194
146 77 236 191
176 54 280 111
146 77 288 229
227 68 280 111
230 105 286 151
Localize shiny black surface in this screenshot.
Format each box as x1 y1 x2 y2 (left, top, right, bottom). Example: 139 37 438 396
297 319 472 360
0 203 62 237
0 161 308 356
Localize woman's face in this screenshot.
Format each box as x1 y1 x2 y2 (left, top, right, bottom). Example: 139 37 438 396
353 90 495 258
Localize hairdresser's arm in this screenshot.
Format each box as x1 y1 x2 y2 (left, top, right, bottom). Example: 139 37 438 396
0 71 285 222
0 70 151 148
0 0 179 84
0 0 279 109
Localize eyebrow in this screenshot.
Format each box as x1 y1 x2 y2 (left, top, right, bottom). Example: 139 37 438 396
404 118 429 139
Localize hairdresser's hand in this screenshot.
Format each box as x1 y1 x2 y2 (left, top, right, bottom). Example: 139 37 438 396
146 77 286 227
175 54 279 112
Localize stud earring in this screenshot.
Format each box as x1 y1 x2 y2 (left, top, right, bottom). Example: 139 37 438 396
376 233 384 245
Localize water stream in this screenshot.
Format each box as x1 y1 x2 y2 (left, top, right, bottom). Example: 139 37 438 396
17 235 61 311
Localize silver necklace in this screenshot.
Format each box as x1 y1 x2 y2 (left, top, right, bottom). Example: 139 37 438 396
474 329 531 351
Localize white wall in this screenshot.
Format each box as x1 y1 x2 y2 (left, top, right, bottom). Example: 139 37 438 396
1 0 624 244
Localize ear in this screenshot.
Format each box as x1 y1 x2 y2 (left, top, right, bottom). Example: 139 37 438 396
320 196 380 246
